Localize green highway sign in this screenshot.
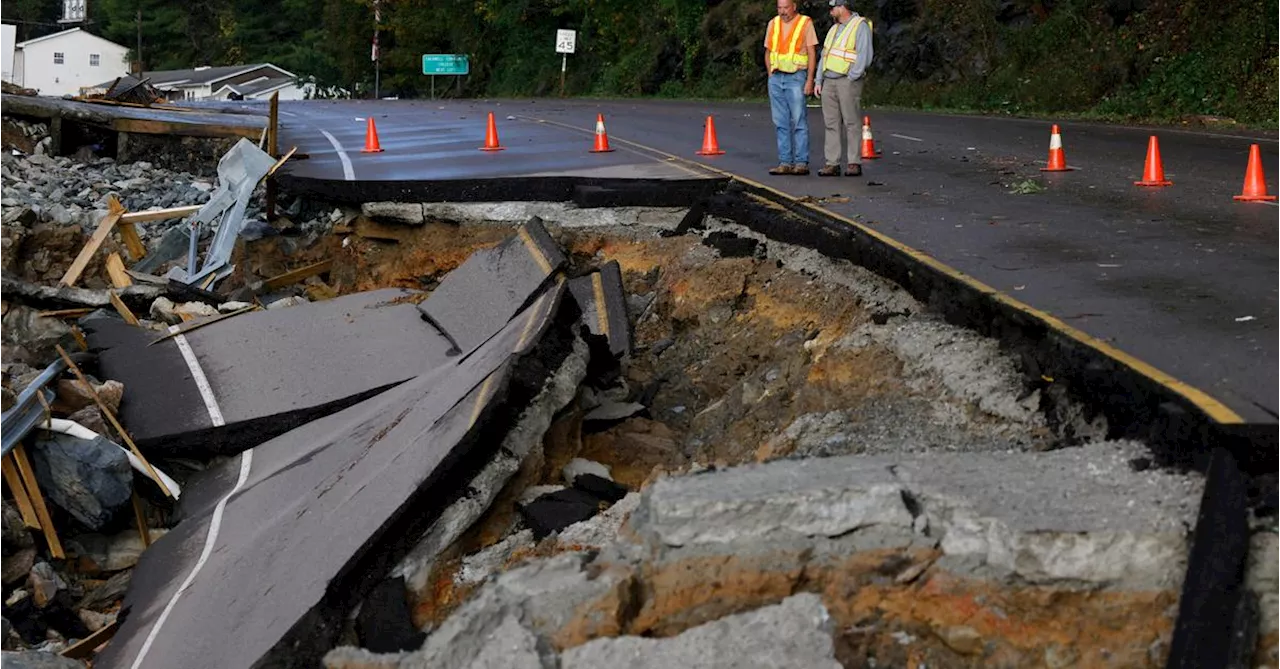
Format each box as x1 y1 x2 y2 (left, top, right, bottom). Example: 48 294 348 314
422 54 469 76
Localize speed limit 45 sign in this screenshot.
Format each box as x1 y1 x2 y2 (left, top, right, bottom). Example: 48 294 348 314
555 29 576 54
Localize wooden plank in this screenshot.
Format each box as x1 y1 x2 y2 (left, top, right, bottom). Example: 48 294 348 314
105 252 132 288
12 445 64 558
69 326 88 351
2 456 42 529
119 205 202 224
262 259 333 292
148 305 255 346
59 197 125 287
113 117 262 140
54 345 172 499
118 221 147 260
37 307 95 319
178 311 196 322
109 291 140 326
266 145 298 177
60 619 119 660
266 91 279 221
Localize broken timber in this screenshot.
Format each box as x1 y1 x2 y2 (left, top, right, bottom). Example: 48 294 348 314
60 196 125 287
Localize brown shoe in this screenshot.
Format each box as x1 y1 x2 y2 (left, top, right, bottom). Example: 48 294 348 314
817 165 841 177
768 164 793 175
791 164 810 176
846 164 863 177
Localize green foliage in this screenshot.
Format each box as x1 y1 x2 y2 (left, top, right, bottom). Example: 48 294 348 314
2 0 1271 124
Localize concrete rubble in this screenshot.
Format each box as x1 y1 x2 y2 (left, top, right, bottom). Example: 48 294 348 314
0 106 1273 669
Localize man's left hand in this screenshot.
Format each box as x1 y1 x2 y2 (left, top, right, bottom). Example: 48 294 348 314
803 80 814 96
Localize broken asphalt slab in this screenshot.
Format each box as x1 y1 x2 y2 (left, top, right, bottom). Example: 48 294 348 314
566 260 631 358
97 274 581 669
416 216 565 355
82 288 454 457
83 218 570 458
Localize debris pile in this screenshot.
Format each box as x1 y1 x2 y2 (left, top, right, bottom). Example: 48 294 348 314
0 139 321 667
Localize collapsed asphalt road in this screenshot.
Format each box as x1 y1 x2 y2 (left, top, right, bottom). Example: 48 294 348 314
1 110 1274 668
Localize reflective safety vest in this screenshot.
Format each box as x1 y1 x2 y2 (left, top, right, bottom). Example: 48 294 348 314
822 16 870 75
767 15 812 73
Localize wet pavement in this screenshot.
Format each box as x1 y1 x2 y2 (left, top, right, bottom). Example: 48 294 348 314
267 98 1277 422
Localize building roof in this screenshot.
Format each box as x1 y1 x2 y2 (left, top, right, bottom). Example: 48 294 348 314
16 27 127 50
213 77 297 97
146 63 294 87
93 63 296 90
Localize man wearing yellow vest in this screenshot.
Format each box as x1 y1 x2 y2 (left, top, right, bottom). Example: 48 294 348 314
815 0 874 176
763 0 818 176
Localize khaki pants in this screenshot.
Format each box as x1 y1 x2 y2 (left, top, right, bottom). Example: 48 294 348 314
821 76 864 167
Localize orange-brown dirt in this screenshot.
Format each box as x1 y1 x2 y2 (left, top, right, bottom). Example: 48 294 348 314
240 219 1186 668
546 547 1179 668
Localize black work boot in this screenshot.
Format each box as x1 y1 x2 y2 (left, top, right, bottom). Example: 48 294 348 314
817 165 841 177
846 163 863 177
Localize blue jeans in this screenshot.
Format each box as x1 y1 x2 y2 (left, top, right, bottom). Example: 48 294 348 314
768 70 810 166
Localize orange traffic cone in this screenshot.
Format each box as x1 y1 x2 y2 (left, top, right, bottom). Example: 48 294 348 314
362 117 383 153
479 112 504 152
1040 124 1072 172
695 115 725 156
590 113 614 153
860 116 881 160
1134 136 1172 186
1233 144 1277 202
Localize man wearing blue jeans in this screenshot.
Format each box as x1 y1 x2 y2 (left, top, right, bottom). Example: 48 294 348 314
764 0 818 176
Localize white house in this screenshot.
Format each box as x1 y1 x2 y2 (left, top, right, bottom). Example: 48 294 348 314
7 27 129 96
1 24 16 84
92 63 310 101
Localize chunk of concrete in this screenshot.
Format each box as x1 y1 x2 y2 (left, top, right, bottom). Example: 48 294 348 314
632 443 1200 590
636 457 913 549
557 492 641 549
362 202 425 225
560 593 840 669
406 552 625 667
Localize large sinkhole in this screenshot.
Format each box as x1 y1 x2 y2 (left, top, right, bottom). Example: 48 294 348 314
224 201 1223 668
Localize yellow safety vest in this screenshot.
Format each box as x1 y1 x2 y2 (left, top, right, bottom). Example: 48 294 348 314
822 17 870 75
767 15 812 73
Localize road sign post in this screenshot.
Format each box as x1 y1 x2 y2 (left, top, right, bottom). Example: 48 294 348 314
555 29 576 97
421 54 470 100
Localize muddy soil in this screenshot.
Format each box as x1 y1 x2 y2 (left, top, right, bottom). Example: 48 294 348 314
239 215 1062 478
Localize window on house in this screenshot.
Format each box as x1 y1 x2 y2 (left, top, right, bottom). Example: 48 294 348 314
53 52 64 65
90 54 100 66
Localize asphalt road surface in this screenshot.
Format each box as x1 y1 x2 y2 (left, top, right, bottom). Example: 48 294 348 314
274 98 1279 422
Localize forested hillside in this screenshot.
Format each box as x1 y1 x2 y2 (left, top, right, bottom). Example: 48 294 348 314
3 0 1275 124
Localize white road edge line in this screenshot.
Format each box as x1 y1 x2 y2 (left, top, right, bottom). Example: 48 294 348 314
168 327 225 427
319 128 355 181
130 449 254 669
890 133 923 142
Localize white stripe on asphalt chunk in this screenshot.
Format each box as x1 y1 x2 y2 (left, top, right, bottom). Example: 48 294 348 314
319 128 355 181
890 133 923 142
130 448 254 669
169 327 225 427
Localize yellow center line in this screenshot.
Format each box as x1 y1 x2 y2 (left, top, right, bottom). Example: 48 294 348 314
517 113 1244 425
591 272 611 339
518 225 553 275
